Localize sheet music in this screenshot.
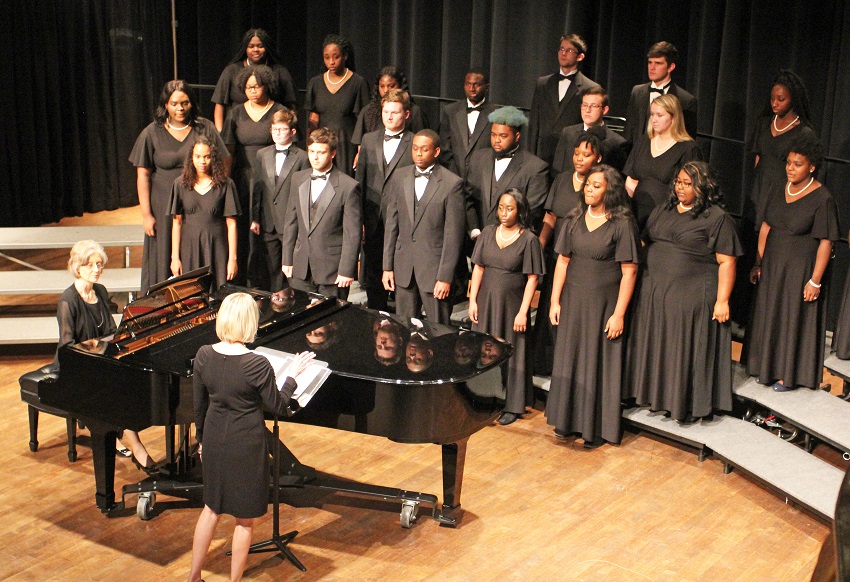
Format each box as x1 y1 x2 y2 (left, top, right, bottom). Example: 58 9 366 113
253 346 330 408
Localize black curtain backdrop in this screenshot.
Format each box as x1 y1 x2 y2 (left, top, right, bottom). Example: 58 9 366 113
2 0 848 228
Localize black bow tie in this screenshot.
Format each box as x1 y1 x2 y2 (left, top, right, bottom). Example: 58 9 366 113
275 148 289 154
415 169 432 179
311 172 329 181
649 84 670 94
467 105 484 113
494 150 516 161
384 133 402 141
557 72 576 82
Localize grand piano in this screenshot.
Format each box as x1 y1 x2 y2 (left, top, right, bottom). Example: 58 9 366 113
41 268 511 527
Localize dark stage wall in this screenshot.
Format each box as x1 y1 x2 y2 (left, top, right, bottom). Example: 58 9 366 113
1 0 848 232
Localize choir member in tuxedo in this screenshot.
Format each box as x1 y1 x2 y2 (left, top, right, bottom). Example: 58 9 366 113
551 86 628 177
355 89 416 311
439 68 497 179
351 66 428 168
305 34 370 177
282 128 362 300
382 130 465 324
211 28 297 131
623 42 698 148
251 109 309 291
527 34 600 166
465 106 550 238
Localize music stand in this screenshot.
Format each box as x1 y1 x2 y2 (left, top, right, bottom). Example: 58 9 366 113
227 408 306 571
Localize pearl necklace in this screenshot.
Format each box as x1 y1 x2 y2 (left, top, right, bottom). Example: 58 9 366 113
497 225 521 243
167 120 190 131
773 114 800 134
248 99 273 116
572 172 584 188
679 202 694 211
650 136 676 156
196 179 213 190
587 206 607 219
786 176 814 197
326 69 349 85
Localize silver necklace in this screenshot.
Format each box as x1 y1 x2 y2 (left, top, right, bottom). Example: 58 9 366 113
587 206 607 219
773 114 800 134
167 120 190 131
326 69 349 85
786 176 814 197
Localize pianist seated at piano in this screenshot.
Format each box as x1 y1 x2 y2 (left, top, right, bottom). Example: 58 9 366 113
189 292 316 582
57 240 157 474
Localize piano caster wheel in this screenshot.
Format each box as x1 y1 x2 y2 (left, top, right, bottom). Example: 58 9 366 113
400 501 419 529
137 492 156 521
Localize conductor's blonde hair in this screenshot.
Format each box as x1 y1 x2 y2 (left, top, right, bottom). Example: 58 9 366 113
216 292 259 344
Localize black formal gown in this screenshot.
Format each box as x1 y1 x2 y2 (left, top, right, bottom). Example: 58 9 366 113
305 73 370 176
472 225 545 415
628 205 742 420
169 179 241 290
832 255 850 359
222 103 284 285
193 346 296 518
129 118 227 293
748 116 818 225
211 62 297 112
532 173 583 376
747 185 839 389
623 136 702 229
544 214 640 444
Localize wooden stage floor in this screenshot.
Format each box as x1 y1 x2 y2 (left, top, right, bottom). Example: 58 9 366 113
0 207 834 581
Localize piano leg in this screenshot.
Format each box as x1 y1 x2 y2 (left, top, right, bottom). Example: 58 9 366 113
88 422 120 512
439 439 467 528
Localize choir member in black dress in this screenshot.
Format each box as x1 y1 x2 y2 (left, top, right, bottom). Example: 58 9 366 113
351 66 428 169
624 93 702 229
222 65 284 286
833 242 850 359
550 87 628 177
130 80 228 294
527 34 600 166
251 109 310 292
58 240 156 473
748 69 817 226
532 129 603 376
468 188 545 425
170 137 240 289
211 28 297 131
305 34 370 176
748 137 839 391
545 165 640 448
623 42 698 148
189 292 315 582
628 161 742 422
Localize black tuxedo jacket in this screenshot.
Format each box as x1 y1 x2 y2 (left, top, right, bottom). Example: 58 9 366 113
439 99 497 178
527 70 599 165
383 164 466 290
551 123 629 177
282 167 362 284
355 129 415 229
623 82 698 146
464 148 549 232
252 145 310 234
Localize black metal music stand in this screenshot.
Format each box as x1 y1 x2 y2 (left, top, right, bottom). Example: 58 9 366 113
227 410 306 572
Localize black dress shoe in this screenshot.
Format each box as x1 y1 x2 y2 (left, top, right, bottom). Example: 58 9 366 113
583 438 605 449
132 456 159 476
553 429 569 439
498 412 519 425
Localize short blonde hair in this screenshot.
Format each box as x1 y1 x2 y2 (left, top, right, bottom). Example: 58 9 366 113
216 292 259 344
68 240 108 278
647 94 692 142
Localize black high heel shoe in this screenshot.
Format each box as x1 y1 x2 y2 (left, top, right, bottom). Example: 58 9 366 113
132 455 159 476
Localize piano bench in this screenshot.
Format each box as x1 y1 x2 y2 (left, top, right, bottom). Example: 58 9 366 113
19 367 78 462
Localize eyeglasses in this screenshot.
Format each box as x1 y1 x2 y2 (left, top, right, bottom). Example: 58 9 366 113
673 179 693 188
271 127 293 133
558 47 578 54
580 104 602 110
245 85 263 92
